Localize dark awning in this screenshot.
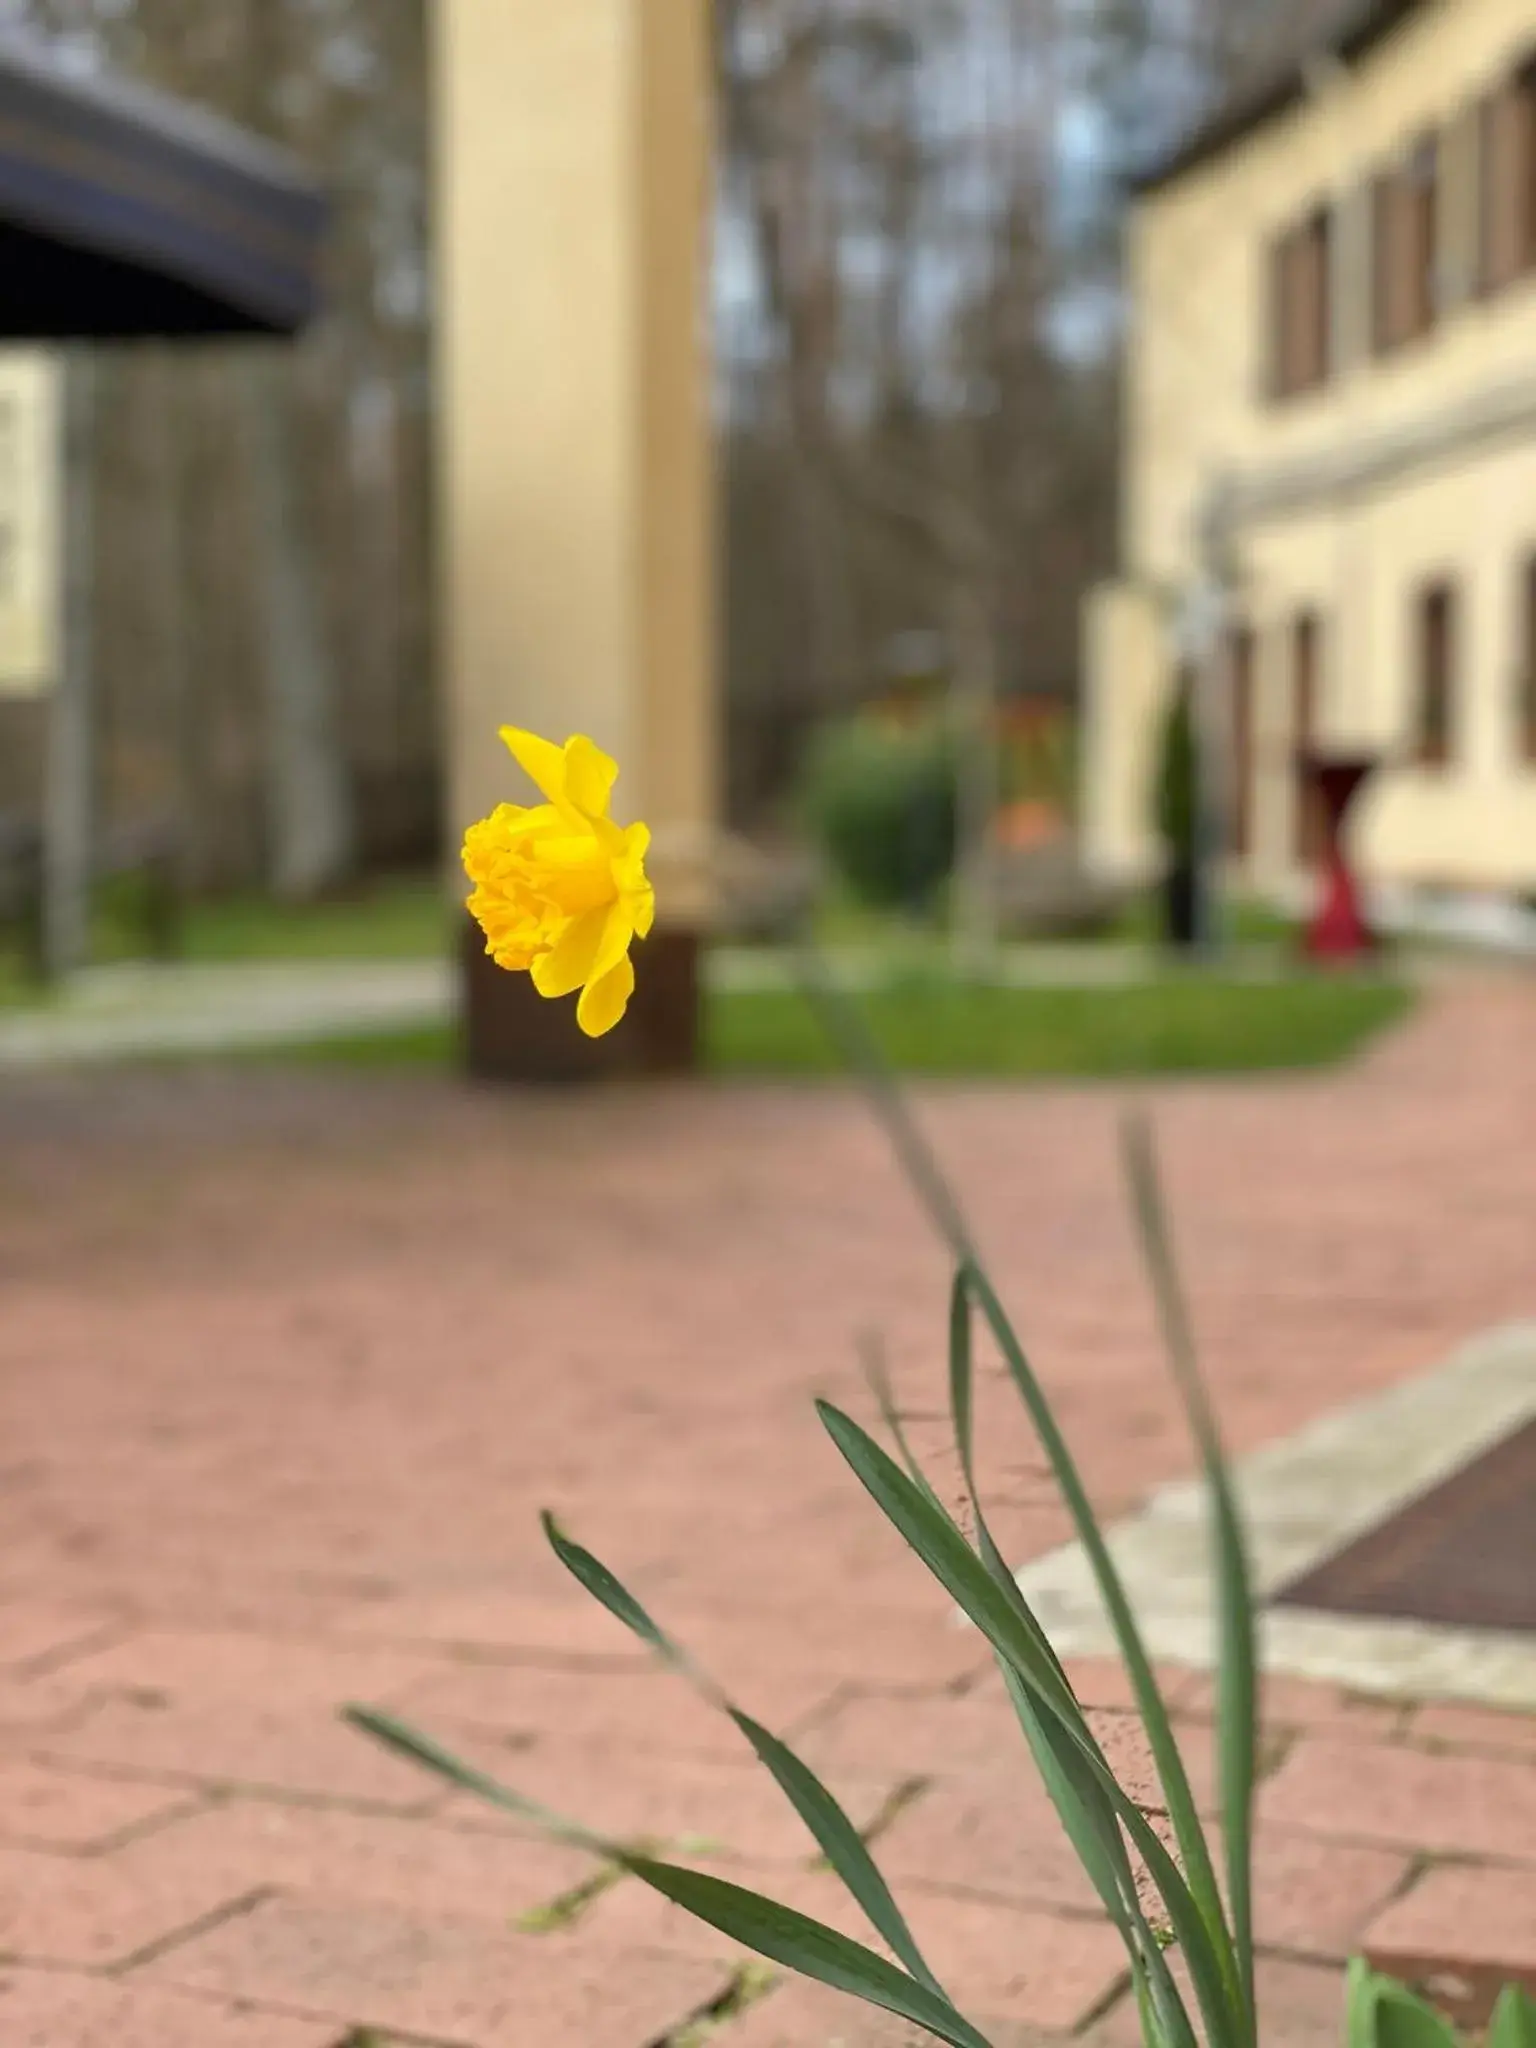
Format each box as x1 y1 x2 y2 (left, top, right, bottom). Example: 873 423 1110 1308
0 32 327 339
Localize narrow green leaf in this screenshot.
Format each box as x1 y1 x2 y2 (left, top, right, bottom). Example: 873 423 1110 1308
1347 1958 1379 2048
541 1514 949 2000
346 1707 992 2048
541 1513 721 1699
346 1706 612 1853
1347 1968 1466 2048
623 1860 995 2048
798 957 1240 2020
728 1709 947 1999
946 1278 1157 1951
816 1399 1244 2048
1488 1983 1536 2048
1122 1113 1258 2045
965 1259 1238 2018
860 1329 947 1512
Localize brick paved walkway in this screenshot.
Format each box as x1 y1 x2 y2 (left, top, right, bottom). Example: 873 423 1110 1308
0 974 1531 2047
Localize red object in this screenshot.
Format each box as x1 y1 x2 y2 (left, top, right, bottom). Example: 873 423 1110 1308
1301 754 1379 961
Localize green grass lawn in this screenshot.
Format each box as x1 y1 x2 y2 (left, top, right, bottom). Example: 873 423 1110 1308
259 972 1411 1082
806 885 1298 957
707 974 1409 1078
0 873 451 1006
111 873 451 964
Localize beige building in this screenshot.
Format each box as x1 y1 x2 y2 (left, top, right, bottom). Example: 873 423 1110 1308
1083 0 1536 903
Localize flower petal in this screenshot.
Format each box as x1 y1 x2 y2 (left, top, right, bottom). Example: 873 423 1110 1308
530 907 610 999
576 953 635 1037
586 897 637 990
561 736 619 820
499 727 569 806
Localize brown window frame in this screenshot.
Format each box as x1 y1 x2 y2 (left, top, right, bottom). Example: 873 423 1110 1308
1270 205 1334 400
1415 580 1457 770
1478 53 1536 294
1374 134 1440 352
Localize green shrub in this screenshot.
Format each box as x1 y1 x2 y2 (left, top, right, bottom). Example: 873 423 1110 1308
799 713 960 915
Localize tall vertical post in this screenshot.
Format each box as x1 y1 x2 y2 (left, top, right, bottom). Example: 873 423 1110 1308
433 1 717 1078
42 346 95 983
1191 480 1237 960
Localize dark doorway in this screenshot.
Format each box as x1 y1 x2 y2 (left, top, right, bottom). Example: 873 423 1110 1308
1416 580 1457 767
1228 624 1255 858
1292 610 1324 863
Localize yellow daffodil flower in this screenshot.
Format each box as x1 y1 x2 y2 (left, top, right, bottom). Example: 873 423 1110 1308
463 728 654 1038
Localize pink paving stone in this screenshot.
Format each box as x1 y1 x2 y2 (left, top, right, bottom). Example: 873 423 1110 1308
1259 1739 1536 1865
0 1759 197 1852
650 1600 993 1731
794 1678 1044 1783
1363 1865 1536 2027
55 1627 439 1705
1407 1701 1536 1760
715 1978 954 2048
0 1970 340 2048
0 1604 120 1675
381 1654 751 1764
893 1887 1127 2032
339 1587 657 1666
142 1891 730 2046
437 1732 894 1865
33 1694 445 1811
873 1768 1104 1915
1250 1829 1412 1961
139 1797 593 1923
1064 1658 1203 1715
1177 1672 1405 1743
0 1838 259 1968
0 1673 99 1736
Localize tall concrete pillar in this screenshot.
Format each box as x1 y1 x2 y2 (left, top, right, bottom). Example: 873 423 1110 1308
433 1 717 1078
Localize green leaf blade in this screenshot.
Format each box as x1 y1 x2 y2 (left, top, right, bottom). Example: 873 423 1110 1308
1488 1983 1536 2048
541 1513 950 2005
346 1706 990 2048
1121 1113 1259 2045
625 1860 995 2048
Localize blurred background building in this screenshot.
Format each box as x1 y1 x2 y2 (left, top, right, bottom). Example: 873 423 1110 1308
1084 0 1536 905
5 0 1529 1009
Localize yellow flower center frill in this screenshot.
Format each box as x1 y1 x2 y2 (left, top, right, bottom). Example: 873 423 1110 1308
463 729 655 1038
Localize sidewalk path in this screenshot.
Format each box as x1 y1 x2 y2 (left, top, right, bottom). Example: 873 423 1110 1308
0 960 453 1068
0 975 1530 2045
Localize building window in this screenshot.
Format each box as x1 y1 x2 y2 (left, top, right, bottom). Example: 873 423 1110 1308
1415 581 1457 768
1270 206 1333 397
1480 54 1536 292
1374 135 1439 351
1521 556 1536 765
